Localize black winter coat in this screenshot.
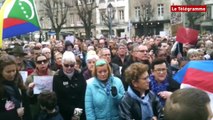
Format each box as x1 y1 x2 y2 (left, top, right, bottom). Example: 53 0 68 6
53 69 86 120
0 80 31 120
119 90 163 120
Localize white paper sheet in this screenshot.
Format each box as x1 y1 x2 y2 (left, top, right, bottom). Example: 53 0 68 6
33 76 53 94
19 71 28 84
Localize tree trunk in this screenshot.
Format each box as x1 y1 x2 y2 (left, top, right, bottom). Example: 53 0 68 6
56 30 60 40
85 25 91 40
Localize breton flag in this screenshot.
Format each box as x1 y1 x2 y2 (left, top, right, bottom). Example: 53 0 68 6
0 0 40 48
173 61 213 110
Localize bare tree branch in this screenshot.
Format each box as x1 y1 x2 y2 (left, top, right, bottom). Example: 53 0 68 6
184 0 204 29
75 0 96 39
43 0 69 39
138 0 154 22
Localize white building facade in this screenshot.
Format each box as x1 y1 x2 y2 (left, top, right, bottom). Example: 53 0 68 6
95 0 130 38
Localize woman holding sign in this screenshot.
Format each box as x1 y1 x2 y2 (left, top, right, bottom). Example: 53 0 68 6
0 55 31 120
25 53 55 119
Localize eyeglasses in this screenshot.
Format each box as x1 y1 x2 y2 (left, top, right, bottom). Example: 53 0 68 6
63 64 75 68
154 68 167 73
36 60 48 64
139 76 150 81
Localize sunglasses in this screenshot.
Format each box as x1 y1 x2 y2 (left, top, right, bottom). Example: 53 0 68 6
36 60 48 64
64 64 75 68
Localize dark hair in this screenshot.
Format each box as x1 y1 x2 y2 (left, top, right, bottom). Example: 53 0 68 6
125 63 148 85
35 53 47 62
38 91 57 110
164 88 210 120
64 40 74 49
151 58 167 70
0 55 26 98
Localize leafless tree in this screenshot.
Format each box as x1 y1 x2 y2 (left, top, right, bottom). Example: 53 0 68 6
185 0 205 29
43 0 69 40
100 9 115 33
137 0 154 36
75 0 96 39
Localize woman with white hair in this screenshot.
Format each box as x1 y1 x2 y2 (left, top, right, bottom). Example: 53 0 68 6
53 51 86 120
83 50 99 80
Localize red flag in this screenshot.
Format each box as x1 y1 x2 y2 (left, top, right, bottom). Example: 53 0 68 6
176 27 199 45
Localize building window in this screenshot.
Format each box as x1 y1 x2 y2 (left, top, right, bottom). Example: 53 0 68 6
62 0 65 8
157 4 164 16
99 0 105 3
135 6 140 19
118 9 124 20
99 9 106 23
206 5 212 20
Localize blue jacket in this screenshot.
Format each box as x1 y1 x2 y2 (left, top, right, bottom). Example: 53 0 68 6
85 76 125 120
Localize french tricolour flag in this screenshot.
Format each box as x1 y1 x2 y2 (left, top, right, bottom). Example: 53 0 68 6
173 61 213 110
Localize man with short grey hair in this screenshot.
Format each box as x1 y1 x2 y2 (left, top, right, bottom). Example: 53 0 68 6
98 48 121 78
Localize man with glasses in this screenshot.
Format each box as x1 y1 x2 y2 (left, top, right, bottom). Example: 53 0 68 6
149 58 180 106
135 44 150 65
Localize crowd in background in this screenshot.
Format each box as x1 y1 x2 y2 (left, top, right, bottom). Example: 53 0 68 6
0 33 213 120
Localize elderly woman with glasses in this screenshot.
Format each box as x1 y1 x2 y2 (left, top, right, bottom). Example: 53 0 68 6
53 51 86 120
82 50 99 80
119 62 163 120
25 53 55 119
149 58 180 106
85 59 125 120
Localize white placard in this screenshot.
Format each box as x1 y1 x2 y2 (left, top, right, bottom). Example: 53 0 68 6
65 35 75 44
159 31 168 37
19 71 28 84
33 76 53 94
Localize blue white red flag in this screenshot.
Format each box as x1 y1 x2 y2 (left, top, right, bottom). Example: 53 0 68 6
173 61 213 110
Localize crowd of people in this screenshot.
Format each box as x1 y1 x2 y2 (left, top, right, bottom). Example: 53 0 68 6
0 34 213 120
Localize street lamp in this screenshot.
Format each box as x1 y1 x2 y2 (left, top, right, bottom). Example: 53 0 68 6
107 3 114 40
